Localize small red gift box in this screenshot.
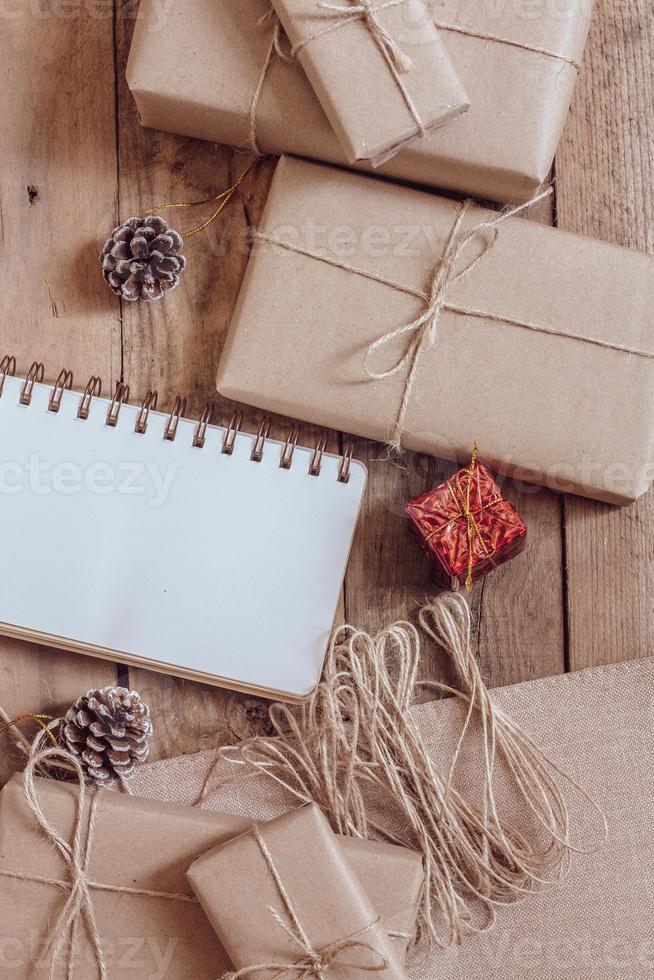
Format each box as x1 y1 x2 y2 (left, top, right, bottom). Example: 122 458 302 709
405 451 527 591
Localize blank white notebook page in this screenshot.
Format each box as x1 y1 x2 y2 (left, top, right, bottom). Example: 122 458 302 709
0 377 367 700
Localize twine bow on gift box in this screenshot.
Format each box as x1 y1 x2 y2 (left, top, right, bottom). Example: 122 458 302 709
223 824 390 979
306 0 415 73
252 185 654 455
248 3 583 156
0 727 199 980
256 0 427 160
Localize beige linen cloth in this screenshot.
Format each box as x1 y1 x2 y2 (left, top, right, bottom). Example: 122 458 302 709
132 658 654 979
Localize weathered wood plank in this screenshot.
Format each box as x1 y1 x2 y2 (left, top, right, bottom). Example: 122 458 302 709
555 0 654 669
0 4 121 782
114 17 335 759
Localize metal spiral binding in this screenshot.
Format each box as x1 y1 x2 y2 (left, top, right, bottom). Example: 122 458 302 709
193 402 214 448
250 418 271 462
338 442 353 484
164 396 187 442
230 416 351 483
309 433 328 477
0 355 16 397
280 424 300 470
48 369 73 414
0 356 353 483
106 382 130 427
222 410 243 455
135 390 158 434
20 361 44 406
78 376 102 419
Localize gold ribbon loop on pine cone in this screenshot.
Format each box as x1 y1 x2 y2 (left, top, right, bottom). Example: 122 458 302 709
0 727 199 980
252 184 654 453
223 824 389 979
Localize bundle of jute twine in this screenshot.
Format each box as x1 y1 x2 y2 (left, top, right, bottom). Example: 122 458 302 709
212 592 607 951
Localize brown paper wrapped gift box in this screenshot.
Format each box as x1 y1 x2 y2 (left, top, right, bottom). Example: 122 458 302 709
271 0 469 165
188 804 407 978
217 157 654 505
126 0 592 203
0 773 423 978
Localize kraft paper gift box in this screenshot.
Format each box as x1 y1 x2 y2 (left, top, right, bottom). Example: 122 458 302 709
0 773 423 978
126 0 592 203
188 803 407 979
270 0 469 165
217 156 654 505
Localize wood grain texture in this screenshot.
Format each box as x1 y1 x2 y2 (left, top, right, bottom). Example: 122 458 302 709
555 0 654 669
0 3 120 783
114 16 335 760
0 0 651 770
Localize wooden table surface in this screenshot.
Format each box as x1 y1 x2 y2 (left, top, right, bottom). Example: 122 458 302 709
1 2 652 779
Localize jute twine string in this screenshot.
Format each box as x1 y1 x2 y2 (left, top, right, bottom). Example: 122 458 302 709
432 19 582 70
250 9 295 155
222 824 389 978
0 726 200 980
251 186 654 452
292 0 428 149
295 0 415 73
212 593 606 951
248 6 581 155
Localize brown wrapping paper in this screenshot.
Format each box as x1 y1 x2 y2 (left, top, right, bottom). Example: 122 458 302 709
0 774 422 978
126 0 591 203
217 156 654 505
188 804 406 979
271 0 469 165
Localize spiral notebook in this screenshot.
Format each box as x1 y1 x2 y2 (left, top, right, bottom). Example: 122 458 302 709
0 359 367 701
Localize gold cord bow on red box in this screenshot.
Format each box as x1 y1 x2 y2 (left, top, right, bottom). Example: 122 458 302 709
406 446 527 591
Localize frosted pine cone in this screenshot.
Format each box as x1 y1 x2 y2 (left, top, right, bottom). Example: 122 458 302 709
100 214 186 302
62 686 153 785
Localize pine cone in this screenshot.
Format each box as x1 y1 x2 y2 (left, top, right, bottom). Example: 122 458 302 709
100 215 186 302
62 687 153 785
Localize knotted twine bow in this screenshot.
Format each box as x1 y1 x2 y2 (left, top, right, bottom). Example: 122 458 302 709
263 0 427 159
425 442 498 591
252 184 654 455
303 0 414 73
248 3 582 156
222 824 390 978
361 188 554 452
0 726 198 980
